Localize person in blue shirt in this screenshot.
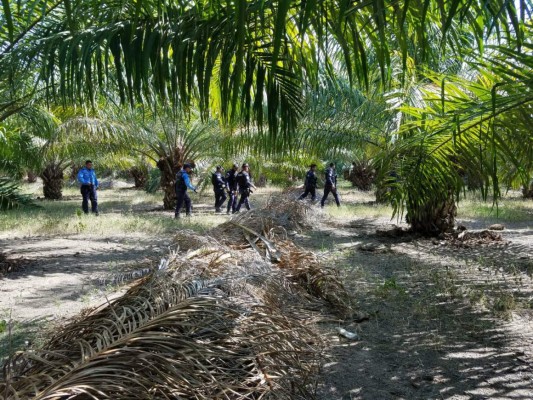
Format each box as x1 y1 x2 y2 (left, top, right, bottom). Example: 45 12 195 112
321 162 341 207
175 163 197 219
77 160 99 215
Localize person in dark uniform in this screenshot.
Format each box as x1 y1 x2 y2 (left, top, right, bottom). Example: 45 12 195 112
175 163 197 219
211 165 227 213
235 163 256 213
77 160 99 215
298 164 318 201
321 162 341 207
225 163 239 215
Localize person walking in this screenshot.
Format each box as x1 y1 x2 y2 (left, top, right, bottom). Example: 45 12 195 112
225 163 239 215
321 162 341 207
77 160 99 215
175 163 197 219
235 163 256 213
211 165 227 213
298 164 318 201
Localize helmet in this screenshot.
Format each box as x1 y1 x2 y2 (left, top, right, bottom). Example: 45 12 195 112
232 163 239 169
183 163 192 169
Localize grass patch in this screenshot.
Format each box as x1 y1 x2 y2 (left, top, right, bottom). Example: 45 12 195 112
325 202 393 219
0 185 226 237
457 194 533 222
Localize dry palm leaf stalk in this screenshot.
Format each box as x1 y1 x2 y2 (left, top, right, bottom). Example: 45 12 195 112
1 194 348 399
2 266 322 399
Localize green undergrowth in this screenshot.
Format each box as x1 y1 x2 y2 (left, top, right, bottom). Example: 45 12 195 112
0 184 226 237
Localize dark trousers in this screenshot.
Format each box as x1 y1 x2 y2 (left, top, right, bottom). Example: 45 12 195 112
81 185 98 214
235 190 251 211
175 190 192 215
227 191 237 213
321 185 340 207
299 186 316 201
214 189 227 210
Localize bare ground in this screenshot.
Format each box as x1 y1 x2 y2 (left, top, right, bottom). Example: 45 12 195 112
1 185 532 399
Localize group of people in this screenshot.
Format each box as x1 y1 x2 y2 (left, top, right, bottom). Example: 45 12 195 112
298 162 341 207
174 162 256 219
75 159 341 218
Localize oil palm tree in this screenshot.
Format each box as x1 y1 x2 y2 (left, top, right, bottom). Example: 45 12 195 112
2 0 529 131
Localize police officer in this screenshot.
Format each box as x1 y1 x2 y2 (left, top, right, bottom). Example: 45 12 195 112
321 162 341 207
77 160 99 215
175 163 197 219
211 165 227 213
225 163 239 214
235 163 256 212
298 164 318 201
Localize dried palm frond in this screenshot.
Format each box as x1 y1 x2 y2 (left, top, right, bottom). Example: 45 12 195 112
3 295 320 399
2 263 323 399
275 240 353 318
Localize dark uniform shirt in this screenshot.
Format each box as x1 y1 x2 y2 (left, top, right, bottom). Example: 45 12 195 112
226 169 238 191
211 171 226 191
305 170 318 188
237 171 252 191
325 167 337 187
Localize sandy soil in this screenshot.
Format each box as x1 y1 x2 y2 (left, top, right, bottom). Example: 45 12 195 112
306 212 533 399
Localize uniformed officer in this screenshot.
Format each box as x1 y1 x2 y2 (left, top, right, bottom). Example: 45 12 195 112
298 164 318 201
321 162 341 207
211 165 227 213
235 163 256 212
225 163 239 214
77 160 99 215
175 163 197 219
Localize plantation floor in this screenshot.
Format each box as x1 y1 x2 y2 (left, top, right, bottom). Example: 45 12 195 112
1 182 532 399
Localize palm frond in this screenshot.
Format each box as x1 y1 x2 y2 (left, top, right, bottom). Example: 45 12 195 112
0 176 34 210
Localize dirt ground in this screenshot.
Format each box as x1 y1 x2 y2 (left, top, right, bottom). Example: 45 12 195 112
1 185 532 399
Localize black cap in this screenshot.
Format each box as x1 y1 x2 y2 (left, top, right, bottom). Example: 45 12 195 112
183 163 192 169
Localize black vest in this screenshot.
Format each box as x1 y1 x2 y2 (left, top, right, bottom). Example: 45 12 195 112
175 171 186 191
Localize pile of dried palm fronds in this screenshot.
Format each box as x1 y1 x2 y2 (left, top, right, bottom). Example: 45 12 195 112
2 268 321 399
1 193 351 399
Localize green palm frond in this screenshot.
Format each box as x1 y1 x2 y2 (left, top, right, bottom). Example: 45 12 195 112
0 177 34 210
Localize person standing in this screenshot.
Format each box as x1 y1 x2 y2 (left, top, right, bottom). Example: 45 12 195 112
321 162 341 207
225 163 239 215
175 163 197 219
77 160 99 215
298 164 318 201
235 163 256 213
211 165 227 213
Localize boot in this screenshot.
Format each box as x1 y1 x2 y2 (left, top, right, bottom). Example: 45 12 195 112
175 213 180 219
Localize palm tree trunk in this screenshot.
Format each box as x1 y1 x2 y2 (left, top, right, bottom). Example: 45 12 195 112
347 160 375 191
40 163 65 200
130 167 147 189
157 157 179 210
406 192 457 236
523 179 533 199
27 171 38 183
